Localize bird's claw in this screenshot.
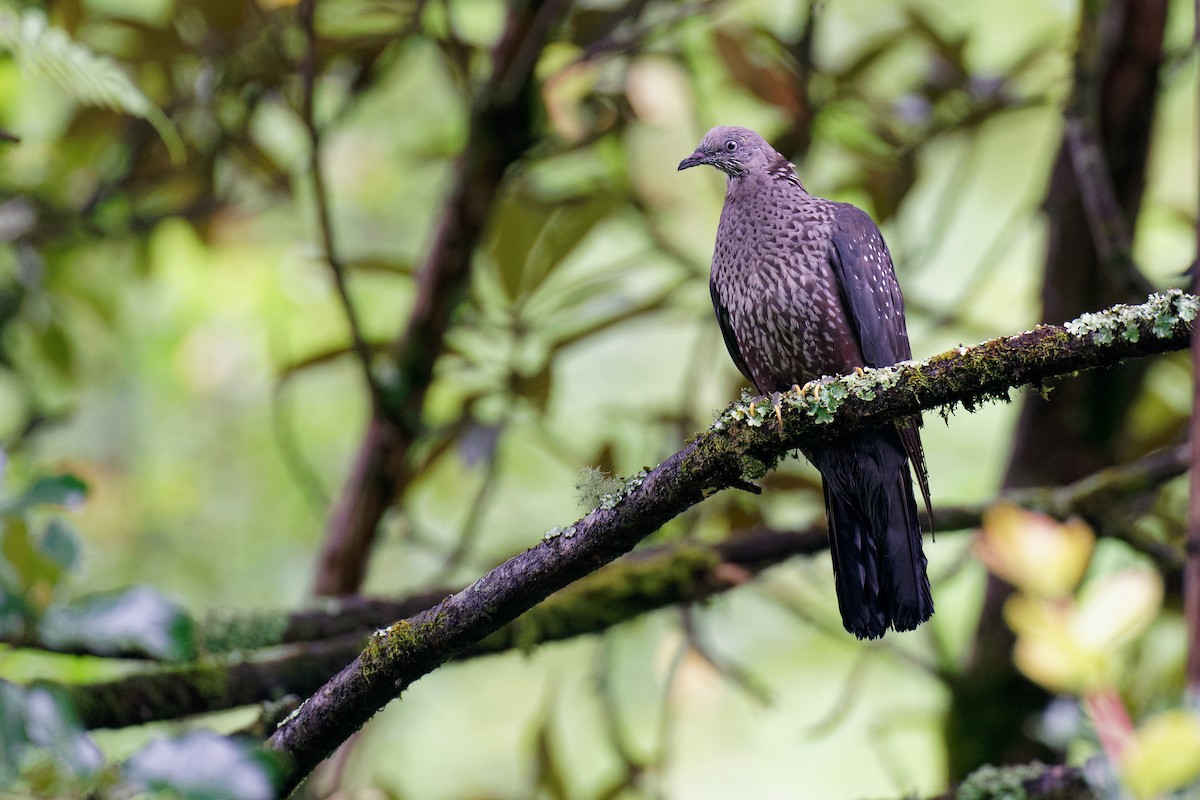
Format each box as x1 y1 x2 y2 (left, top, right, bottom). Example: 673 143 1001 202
796 382 822 404
770 391 784 434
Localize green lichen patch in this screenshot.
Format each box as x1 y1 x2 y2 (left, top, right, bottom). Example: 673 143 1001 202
722 394 774 427
797 367 906 424
956 762 1052 800
575 466 652 514
362 619 425 675
494 547 721 653
199 610 291 655
594 468 650 510
575 466 623 508
542 524 578 541
1065 290 1197 344
277 696 308 728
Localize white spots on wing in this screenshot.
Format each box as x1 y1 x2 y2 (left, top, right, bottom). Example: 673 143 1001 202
709 185 911 388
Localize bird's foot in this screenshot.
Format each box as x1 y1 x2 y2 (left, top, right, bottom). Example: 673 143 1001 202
770 391 784 434
853 366 866 378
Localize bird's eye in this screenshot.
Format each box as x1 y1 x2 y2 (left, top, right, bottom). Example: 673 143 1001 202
725 141 738 152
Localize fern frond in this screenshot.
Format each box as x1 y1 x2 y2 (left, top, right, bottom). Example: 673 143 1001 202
0 8 184 163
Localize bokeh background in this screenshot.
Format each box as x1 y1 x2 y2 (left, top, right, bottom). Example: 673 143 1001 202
1 0 1198 797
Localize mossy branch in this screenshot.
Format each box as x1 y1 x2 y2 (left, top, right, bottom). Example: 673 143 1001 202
264 291 1197 793
59 438 1186 730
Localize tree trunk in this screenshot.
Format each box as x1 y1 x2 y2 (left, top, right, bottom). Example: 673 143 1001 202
945 0 1168 780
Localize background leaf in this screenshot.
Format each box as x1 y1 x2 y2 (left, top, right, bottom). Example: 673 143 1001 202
122 731 282 800
0 474 88 518
38 586 198 661
0 681 102 783
0 9 184 162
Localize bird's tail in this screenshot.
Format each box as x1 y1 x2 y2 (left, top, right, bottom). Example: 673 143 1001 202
807 426 933 639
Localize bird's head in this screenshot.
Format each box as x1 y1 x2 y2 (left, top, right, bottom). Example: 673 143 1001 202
677 126 775 177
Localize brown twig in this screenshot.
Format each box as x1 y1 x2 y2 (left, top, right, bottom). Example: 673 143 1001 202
297 0 382 410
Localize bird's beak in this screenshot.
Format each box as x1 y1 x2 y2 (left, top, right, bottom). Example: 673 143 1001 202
677 150 707 171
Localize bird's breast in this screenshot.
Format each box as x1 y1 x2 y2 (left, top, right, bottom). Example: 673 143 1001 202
710 197 863 390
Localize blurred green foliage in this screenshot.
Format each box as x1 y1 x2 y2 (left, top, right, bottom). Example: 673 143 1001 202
2 679 282 799
0 0 1195 798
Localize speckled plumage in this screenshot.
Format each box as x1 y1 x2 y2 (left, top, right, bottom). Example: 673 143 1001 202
680 126 934 639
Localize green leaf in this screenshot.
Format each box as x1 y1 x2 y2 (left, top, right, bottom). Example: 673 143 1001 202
38 319 74 378
39 518 79 572
39 586 198 661
489 196 547 301
2 517 64 598
0 584 32 639
0 473 88 517
487 193 615 302
122 732 282 800
524 195 615 292
0 680 102 782
0 9 184 163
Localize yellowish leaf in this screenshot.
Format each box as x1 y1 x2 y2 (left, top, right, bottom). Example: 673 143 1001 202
1004 570 1163 694
973 503 1094 598
626 56 691 125
541 44 596 144
1073 570 1163 651
1121 711 1200 798
1006 595 1105 693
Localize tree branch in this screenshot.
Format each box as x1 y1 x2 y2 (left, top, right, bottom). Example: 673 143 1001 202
313 0 573 596
54 431 1186 729
1063 116 1143 285
267 291 1198 792
935 763 1095 800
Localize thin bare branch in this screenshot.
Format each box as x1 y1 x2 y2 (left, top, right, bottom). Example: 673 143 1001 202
1064 114 1150 292
297 0 383 409
313 0 574 597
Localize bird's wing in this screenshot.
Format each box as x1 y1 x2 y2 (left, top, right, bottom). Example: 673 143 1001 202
827 203 912 368
828 203 932 522
710 278 755 386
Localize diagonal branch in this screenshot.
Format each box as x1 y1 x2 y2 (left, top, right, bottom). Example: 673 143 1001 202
55 430 1187 730
267 291 1198 791
313 0 573 596
1064 115 1149 292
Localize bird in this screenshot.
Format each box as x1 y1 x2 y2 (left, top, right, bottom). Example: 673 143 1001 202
678 125 933 639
